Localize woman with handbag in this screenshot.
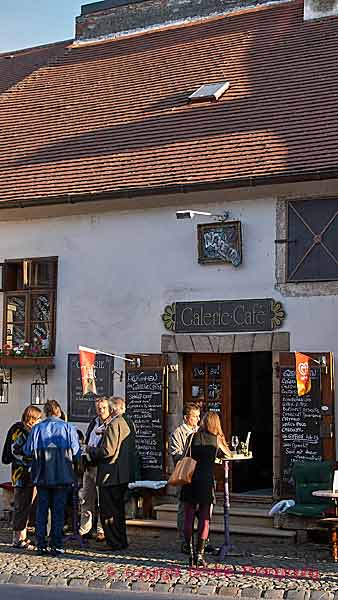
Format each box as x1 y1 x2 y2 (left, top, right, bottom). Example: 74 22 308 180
181 411 231 567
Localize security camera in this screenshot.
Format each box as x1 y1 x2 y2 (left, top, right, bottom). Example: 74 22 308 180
176 210 212 220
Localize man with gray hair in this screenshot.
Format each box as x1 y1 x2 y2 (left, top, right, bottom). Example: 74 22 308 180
79 396 112 541
87 396 136 550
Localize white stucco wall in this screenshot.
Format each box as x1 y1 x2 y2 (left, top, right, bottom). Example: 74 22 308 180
0 185 336 483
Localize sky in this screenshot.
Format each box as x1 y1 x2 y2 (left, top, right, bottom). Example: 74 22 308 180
0 0 101 53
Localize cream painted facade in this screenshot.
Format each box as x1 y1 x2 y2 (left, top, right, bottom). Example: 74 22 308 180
0 180 337 487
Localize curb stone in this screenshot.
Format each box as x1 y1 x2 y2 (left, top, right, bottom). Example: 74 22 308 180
8 574 30 585
110 581 130 590
131 582 153 592
218 587 242 596
48 577 68 587
198 585 217 594
241 588 263 598
311 594 334 600
0 572 11 584
28 576 51 586
286 592 310 600
154 583 171 593
69 578 89 587
88 579 111 589
264 591 285 599
174 584 194 593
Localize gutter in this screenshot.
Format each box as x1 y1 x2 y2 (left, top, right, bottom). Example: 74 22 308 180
1 167 338 210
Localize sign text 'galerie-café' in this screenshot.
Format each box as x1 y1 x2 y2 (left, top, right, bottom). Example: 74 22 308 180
162 298 285 333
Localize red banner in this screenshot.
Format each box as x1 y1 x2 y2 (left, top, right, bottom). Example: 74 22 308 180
295 352 311 396
79 346 97 395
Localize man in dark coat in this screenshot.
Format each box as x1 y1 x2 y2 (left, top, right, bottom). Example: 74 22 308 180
87 396 135 550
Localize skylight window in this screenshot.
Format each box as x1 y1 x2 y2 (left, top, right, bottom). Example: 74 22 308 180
188 81 230 103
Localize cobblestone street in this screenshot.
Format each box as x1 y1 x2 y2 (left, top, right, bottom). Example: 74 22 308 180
0 526 337 597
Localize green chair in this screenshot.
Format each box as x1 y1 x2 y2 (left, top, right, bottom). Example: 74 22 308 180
286 461 334 518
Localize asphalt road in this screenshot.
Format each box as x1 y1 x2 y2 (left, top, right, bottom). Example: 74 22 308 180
0 584 227 600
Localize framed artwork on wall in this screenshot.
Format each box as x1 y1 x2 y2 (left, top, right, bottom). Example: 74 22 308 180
197 221 242 266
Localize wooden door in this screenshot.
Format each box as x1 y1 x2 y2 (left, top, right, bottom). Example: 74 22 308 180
183 354 231 439
276 351 335 497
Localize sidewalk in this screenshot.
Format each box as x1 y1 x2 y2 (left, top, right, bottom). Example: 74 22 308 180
0 525 337 597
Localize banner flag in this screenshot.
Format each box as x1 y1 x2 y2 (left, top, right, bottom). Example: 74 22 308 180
79 346 97 395
295 352 311 396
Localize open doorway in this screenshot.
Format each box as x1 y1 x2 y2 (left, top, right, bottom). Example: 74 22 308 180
231 352 273 496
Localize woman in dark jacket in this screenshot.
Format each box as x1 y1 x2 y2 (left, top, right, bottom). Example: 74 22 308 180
10 405 42 548
181 411 231 567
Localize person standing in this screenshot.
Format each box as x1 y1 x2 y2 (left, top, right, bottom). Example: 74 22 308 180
182 411 231 567
24 399 80 556
87 396 135 550
79 396 111 541
170 403 200 552
9 405 42 548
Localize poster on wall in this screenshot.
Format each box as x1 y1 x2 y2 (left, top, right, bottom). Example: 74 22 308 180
67 353 114 422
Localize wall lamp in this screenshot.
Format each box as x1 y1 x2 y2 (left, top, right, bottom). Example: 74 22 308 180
31 368 48 406
0 367 12 404
176 210 229 222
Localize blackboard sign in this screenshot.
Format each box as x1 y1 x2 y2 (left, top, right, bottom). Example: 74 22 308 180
67 353 114 422
280 366 322 485
125 368 164 480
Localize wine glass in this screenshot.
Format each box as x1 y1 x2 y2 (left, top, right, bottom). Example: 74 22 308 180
231 435 239 454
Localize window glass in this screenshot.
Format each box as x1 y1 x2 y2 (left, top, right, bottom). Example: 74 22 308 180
7 296 26 323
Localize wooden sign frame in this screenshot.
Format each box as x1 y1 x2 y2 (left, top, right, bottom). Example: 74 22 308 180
197 221 242 266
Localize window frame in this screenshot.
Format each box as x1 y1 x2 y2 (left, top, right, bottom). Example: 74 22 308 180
286 198 338 283
275 197 338 297
2 256 57 355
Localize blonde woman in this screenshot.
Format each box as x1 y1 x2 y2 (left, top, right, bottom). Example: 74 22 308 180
181 411 231 567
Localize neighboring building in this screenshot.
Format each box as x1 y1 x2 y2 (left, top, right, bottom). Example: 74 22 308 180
0 0 337 502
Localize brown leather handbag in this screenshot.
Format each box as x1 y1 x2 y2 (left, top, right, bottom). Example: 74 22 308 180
168 434 197 486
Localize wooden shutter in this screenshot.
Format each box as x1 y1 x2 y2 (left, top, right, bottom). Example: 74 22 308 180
276 351 335 497
287 198 338 282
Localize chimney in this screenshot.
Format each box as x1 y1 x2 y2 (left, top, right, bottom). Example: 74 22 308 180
75 0 284 41
304 0 338 19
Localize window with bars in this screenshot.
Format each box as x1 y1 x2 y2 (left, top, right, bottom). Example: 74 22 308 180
0 257 57 354
287 198 338 282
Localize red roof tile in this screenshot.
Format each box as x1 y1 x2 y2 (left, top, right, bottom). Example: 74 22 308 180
0 0 338 206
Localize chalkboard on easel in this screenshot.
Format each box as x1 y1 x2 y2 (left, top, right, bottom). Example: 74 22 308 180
280 366 322 487
125 368 164 480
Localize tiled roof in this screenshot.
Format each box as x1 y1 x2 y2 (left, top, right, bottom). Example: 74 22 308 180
0 0 338 206
0 41 71 95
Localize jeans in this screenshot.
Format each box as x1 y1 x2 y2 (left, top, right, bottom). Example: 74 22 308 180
36 487 68 549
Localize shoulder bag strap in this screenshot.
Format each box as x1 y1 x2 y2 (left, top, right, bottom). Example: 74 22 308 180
184 432 194 458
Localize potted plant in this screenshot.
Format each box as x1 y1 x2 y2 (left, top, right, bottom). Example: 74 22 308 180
0 338 55 368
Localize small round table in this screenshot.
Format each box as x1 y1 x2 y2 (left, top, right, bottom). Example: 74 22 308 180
312 489 338 562
217 453 253 559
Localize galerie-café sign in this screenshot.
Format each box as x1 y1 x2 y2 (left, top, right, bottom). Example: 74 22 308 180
162 298 285 334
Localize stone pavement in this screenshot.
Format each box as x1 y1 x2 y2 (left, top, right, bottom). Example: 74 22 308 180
0 526 337 596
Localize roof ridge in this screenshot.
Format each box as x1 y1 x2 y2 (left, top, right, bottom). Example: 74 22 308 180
0 39 72 59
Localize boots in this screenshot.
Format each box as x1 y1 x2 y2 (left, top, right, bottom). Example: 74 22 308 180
186 537 195 567
196 538 207 568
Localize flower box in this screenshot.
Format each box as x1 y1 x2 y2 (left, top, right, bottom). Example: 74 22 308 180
0 356 55 368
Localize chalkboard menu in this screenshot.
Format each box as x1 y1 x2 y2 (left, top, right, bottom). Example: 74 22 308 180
280 366 322 485
67 353 114 422
125 368 164 480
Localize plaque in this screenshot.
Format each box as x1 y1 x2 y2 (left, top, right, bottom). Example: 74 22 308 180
198 221 242 266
